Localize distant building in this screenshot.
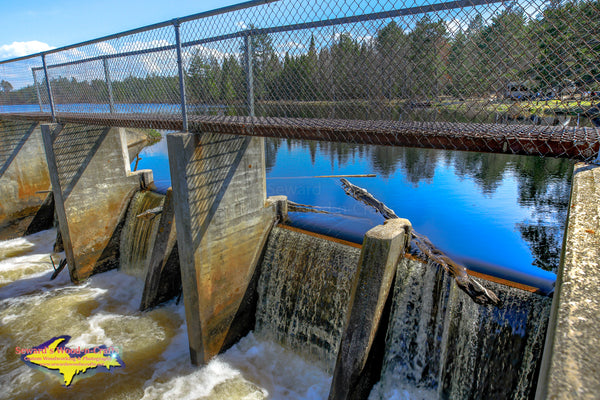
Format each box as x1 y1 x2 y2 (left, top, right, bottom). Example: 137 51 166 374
504 81 534 100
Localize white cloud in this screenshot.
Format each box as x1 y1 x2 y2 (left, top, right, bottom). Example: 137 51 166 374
95 42 117 55
446 18 467 36
0 41 54 60
187 44 233 63
50 47 87 64
125 39 171 53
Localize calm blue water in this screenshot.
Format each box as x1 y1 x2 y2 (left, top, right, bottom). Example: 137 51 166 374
0 103 570 291
136 133 573 293
0 103 222 114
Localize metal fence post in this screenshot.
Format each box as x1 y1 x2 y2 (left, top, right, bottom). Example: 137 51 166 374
31 69 43 112
103 58 115 114
41 54 56 122
173 19 188 132
244 33 255 117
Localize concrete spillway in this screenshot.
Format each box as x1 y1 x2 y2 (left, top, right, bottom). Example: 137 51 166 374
373 257 550 399
119 191 165 279
255 226 361 373
0 116 591 398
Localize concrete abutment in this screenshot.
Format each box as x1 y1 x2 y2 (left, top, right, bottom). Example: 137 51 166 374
41 123 152 282
536 162 600 400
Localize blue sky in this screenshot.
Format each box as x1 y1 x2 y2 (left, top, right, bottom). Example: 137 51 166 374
0 0 241 60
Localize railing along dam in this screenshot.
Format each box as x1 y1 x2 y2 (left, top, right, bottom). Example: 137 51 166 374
1 0 600 399
1 0 599 162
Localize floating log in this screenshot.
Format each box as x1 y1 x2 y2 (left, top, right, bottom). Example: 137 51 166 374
340 178 500 306
288 201 332 214
268 174 376 179
136 206 163 220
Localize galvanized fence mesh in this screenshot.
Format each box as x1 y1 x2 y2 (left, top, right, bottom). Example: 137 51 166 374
0 0 599 159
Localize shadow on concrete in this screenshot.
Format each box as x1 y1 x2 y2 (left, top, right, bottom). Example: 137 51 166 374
51 124 110 201
24 192 55 236
0 121 38 179
186 134 250 250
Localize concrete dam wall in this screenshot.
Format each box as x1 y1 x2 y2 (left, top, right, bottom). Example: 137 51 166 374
0 120 52 240
1 118 592 398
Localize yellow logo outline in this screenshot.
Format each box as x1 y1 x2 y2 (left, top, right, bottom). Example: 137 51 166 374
19 335 124 386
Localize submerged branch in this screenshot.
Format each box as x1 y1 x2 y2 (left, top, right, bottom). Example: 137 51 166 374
340 178 501 306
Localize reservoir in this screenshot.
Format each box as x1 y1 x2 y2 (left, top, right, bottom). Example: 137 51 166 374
136 132 573 291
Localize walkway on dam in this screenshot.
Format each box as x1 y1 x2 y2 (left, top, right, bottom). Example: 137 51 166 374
3 111 600 162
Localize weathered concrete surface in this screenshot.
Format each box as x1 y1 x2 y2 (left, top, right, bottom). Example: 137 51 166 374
125 128 152 162
537 162 600 400
167 131 275 365
266 195 289 222
41 123 151 282
140 188 181 311
329 218 412 400
0 119 52 239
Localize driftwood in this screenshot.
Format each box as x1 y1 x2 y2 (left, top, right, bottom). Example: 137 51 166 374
136 206 163 220
50 257 68 281
340 178 500 306
268 174 376 180
288 201 332 214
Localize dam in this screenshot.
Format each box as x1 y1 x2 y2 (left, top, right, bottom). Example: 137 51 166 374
1 0 600 398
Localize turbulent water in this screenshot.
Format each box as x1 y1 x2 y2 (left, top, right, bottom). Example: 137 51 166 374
0 229 332 400
370 257 551 400
0 212 551 399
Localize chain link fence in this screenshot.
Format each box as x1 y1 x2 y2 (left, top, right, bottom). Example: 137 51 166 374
0 0 599 158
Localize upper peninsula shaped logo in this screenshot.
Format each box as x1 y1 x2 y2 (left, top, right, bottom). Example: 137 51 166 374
19 335 124 386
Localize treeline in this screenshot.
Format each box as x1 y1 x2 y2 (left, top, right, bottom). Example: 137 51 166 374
2 0 598 107
187 0 599 104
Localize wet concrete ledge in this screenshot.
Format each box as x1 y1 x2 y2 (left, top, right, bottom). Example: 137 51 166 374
537 162 600 399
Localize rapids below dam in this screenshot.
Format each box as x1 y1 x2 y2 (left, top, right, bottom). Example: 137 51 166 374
0 223 551 399
0 229 333 400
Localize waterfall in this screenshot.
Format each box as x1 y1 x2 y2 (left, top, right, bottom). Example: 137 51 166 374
371 257 551 399
119 191 165 279
255 226 361 373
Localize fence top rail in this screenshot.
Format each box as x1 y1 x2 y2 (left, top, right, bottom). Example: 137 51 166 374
0 0 279 65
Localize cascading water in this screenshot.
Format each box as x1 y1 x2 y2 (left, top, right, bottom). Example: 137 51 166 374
255 226 361 373
0 228 334 399
371 257 551 400
119 191 165 279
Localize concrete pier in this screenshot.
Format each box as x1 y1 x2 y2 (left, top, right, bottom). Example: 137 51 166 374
41 123 151 282
140 188 181 311
536 162 600 400
0 120 52 239
167 131 276 365
329 218 412 400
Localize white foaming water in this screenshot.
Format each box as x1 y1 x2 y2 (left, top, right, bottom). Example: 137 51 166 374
0 229 332 400
142 310 332 400
0 228 59 288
